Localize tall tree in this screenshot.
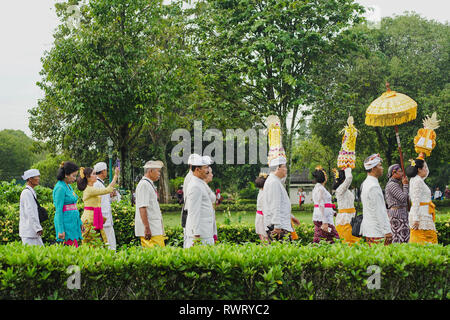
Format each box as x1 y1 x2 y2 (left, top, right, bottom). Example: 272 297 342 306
309 14 449 175
30 0 190 190
191 0 365 191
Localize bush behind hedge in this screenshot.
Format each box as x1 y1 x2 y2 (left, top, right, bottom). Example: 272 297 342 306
0 241 448 300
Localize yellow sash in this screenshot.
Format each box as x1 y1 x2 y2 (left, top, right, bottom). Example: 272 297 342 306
420 201 436 222
338 208 356 214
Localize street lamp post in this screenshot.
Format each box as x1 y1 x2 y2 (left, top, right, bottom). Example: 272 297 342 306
107 137 113 183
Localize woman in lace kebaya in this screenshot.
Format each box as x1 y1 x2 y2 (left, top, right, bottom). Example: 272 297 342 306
312 166 339 244
333 167 360 245
406 155 437 244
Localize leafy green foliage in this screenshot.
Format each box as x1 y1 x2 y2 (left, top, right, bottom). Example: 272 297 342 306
0 241 448 299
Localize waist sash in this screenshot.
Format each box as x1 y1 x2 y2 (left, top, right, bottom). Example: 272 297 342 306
84 206 104 230
62 204 77 212
338 208 356 214
419 201 436 222
314 203 336 209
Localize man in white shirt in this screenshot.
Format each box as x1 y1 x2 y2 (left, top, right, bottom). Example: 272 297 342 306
19 169 44 246
433 187 442 200
135 160 166 248
93 162 118 250
262 156 299 242
184 155 216 248
360 154 393 245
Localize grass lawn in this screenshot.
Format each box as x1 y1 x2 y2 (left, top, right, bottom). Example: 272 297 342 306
161 206 450 228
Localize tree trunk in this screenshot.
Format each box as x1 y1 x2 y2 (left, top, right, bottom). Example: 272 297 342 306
158 142 171 204
119 142 133 191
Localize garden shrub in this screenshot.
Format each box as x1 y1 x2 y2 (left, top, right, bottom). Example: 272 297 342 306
0 241 448 300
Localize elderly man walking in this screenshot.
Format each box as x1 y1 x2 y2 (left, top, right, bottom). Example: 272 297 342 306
184 155 216 248
262 156 300 242
360 154 393 246
93 162 119 250
19 169 44 246
135 160 166 248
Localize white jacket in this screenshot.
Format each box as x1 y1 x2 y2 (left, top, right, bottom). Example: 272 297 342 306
360 175 392 237
185 176 216 239
19 186 42 238
262 173 293 232
409 175 435 230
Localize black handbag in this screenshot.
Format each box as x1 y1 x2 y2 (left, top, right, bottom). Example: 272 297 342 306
350 212 363 238
181 205 188 228
31 192 48 223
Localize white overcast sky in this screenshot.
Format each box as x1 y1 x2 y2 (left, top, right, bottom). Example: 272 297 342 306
0 0 448 137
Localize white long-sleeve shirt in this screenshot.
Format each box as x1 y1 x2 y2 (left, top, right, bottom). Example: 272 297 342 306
261 173 293 232
409 175 435 230
183 170 194 203
19 186 42 238
335 168 356 226
94 178 113 227
185 176 216 239
360 175 392 237
312 183 335 225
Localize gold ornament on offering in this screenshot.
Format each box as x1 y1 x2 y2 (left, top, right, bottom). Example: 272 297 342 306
414 112 440 157
337 116 358 169
266 115 286 165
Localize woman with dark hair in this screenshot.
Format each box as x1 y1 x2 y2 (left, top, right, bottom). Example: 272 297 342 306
53 161 83 247
78 166 120 246
255 173 268 242
333 167 360 245
406 155 437 244
311 166 339 243
385 164 410 243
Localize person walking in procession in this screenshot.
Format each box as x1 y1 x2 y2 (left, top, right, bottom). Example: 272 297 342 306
407 155 438 244
255 173 268 242
93 162 119 250
135 160 167 248
360 154 392 246
311 166 339 244
19 169 44 246
53 161 84 247
77 166 120 247
385 164 410 243
184 155 216 248
333 167 360 245
262 157 300 242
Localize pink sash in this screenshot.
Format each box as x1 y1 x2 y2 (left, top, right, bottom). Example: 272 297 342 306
84 207 103 230
256 210 263 215
314 203 336 209
63 203 77 212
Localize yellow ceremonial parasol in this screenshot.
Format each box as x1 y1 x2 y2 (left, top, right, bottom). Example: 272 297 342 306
365 82 417 172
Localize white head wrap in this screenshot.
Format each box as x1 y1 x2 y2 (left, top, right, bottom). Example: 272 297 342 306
269 156 287 167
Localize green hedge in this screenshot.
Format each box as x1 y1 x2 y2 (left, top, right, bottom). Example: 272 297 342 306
1 202 449 247
0 242 448 300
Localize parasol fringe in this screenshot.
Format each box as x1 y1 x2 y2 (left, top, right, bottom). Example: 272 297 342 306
365 107 417 127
